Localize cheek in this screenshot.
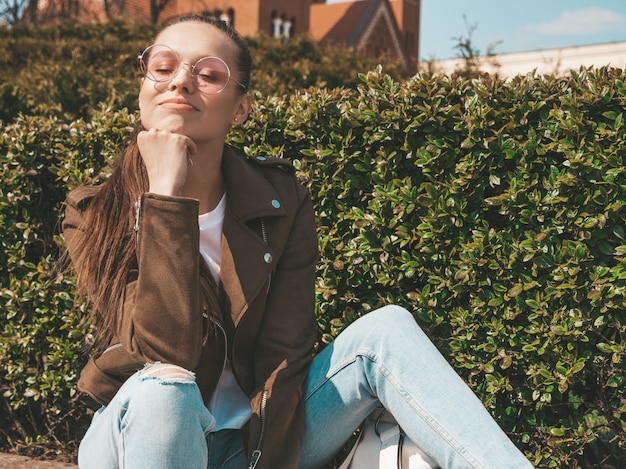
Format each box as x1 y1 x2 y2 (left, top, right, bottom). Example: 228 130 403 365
138 92 147 114
138 78 146 109
138 94 150 127
138 80 152 111
138 83 159 128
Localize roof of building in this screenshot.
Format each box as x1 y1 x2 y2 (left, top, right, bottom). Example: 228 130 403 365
310 0 378 45
309 0 408 65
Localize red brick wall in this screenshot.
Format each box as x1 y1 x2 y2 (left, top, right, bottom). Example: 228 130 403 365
389 0 420 62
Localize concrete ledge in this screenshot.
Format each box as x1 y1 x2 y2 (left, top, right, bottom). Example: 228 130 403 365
0 453 77 469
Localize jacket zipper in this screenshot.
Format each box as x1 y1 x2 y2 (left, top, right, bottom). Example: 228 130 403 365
248 388 268 469
133 195 141 243
245 220 271 468
209 316 228 379
260 219 272 293
260 218 268 244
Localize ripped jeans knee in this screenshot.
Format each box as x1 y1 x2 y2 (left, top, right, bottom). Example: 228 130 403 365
123 362 216 437
139 362 197 383
78 362 216 469
128 362 214 431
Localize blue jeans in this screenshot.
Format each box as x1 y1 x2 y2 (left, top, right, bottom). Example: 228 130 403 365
78 306 532 468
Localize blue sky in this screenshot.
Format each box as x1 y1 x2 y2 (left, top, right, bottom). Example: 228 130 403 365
328 1 626 61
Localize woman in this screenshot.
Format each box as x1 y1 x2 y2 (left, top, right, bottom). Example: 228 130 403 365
63 14 533 469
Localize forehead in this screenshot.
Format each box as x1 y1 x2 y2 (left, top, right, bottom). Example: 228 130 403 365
154 22 239 62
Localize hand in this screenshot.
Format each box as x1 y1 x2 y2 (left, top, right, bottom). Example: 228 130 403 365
137 129 197 196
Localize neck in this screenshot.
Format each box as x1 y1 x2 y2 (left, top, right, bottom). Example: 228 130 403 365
182 140 226 214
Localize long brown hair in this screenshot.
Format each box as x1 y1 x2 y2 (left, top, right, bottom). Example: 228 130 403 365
70 127 147 348
70 15 251 349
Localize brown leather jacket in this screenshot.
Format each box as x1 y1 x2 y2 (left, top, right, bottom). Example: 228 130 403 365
63 146 319 468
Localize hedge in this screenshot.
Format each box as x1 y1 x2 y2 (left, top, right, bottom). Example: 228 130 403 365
0 20 407 123
1 65 625 467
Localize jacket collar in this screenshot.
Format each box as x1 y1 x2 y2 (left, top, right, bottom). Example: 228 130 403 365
221 145 287 222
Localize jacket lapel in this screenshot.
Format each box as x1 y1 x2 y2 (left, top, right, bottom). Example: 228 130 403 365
219 147 285 326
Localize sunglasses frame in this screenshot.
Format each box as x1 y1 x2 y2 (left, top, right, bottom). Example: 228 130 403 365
138 44 246 94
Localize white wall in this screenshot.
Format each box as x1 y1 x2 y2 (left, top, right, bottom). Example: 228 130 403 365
420 41 626 77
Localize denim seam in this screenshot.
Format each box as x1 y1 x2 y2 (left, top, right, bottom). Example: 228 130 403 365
372 353 486 469
304 350 362 401
119 403 127 469
306 347 485 469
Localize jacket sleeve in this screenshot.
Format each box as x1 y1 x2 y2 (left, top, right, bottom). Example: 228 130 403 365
120 193 204 369
63 187 205 370
248 186 319 468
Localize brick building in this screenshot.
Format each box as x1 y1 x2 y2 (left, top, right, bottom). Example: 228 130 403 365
309 0 420 66
35 0 420 66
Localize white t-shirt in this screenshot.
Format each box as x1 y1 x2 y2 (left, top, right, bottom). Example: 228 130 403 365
198 194 252 431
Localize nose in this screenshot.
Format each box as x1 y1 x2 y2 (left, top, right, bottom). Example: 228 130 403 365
168 62 196 93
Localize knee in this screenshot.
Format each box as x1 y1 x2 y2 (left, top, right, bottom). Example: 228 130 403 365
116 363 215 445
139 362 196 383
130 363 200 411
348 305 420 344
364 305 416 330
360 306 437 358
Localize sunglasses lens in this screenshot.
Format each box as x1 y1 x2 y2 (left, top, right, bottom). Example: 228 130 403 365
139 45 234 94
193 58 231 94
141 45 179 82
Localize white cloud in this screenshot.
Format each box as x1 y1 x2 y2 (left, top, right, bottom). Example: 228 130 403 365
525 8 626 36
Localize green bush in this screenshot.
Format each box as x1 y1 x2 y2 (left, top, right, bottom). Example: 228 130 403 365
233 68 626 467
0 108 136 457
0 37 624 469
0 21 152 121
